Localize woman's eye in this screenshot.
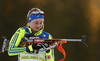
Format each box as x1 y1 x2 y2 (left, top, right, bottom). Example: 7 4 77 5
40 22 42 24
35 22 38 24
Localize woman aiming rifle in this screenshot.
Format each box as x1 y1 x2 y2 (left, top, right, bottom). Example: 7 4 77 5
8 8 54 61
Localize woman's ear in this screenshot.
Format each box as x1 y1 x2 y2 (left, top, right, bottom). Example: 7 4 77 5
41 24 44 30
26 22 30 27
28 22 31 24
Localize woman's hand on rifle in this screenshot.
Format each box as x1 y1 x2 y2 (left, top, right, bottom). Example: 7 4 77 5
26 43 43 54
26 42 50 54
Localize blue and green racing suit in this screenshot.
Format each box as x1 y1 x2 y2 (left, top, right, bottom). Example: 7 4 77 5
8 27 54 61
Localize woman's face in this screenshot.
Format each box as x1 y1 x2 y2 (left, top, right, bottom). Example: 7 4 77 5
29 18 44 32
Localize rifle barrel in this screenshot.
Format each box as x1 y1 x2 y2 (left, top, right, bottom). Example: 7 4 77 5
60 39 82 42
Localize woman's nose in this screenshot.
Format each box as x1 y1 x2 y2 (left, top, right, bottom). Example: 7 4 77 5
37 24 41 27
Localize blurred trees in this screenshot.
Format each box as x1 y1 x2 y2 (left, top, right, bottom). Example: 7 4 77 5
0 0 100 61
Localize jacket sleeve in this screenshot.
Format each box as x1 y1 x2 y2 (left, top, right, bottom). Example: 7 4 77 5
8 28 27 56
45 34 55 61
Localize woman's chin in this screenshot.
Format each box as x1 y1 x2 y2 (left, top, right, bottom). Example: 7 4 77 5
35 29 40 32
32 28 41 32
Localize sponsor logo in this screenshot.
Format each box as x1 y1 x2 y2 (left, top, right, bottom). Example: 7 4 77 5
29 17 31 20
43 34 46 37
37 15 40 17
47 55 51 59
34 39 44 43
21 56 44 60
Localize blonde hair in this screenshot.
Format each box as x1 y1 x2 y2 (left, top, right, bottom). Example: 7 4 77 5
26 8 42 27
26 8 44 30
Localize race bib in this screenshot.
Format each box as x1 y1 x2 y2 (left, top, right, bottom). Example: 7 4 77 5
18 52 45 61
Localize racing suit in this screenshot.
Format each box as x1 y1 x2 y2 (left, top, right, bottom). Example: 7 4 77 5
8 27 54 61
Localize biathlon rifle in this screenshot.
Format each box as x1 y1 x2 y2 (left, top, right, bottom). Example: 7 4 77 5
0 37 10 53
0 36 88 61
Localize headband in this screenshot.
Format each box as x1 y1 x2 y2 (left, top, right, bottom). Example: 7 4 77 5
28 11 44 22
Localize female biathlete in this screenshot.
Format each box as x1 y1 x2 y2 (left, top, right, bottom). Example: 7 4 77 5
8 8 54 61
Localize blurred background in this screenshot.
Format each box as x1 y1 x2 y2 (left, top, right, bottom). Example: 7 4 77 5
0 0 100 61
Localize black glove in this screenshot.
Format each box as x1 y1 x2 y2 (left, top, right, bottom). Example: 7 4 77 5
42 42 50 53
26 43 43 54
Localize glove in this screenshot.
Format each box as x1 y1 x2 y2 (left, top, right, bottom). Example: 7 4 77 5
26 43 43 54
42 42 50 53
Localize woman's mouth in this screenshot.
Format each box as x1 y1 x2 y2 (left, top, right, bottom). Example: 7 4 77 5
36 27 40 30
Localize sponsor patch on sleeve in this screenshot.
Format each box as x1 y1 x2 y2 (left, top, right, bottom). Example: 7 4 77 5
47 55 51 59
